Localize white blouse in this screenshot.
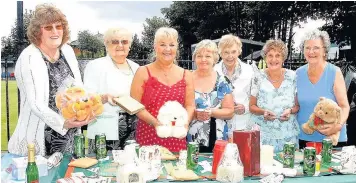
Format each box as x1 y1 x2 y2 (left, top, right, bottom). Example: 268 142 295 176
83 56 139 140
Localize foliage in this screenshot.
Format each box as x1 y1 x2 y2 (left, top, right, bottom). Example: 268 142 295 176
128 34 145 59
77 30 105 58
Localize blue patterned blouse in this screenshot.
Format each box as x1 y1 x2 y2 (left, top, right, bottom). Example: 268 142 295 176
250 69 300 152
188 72 232 147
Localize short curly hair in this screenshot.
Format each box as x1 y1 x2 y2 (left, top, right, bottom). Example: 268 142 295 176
27 3 70 47
261 39 288 61
300 29 331 59
218 34 242 56
193 39 219 64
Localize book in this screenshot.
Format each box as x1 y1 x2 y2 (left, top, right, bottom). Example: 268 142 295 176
112 96 145 115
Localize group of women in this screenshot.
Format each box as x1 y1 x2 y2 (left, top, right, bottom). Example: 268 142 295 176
8 4 350 156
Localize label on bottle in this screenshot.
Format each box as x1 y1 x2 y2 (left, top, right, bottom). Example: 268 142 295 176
30 180 39 183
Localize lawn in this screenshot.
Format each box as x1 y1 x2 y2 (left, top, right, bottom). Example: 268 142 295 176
1 80 88 152
1 80 18 151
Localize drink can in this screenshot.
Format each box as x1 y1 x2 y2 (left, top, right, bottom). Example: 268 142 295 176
95 133 107 160
321 138 333 164
74 134 85 158
283 142 295 168
187 142 199 170
303 147 316 176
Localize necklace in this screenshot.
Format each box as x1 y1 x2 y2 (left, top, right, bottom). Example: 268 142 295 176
267 69 283 83
158 63 173 77
38 47 59 63
110 57 134 76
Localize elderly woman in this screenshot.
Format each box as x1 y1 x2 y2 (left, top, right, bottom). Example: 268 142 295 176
131 27 195 152
8 4 90 156
297 30 350 148
214 34 255 137
188 39 234 152
84 27 139 152
249 40 300 152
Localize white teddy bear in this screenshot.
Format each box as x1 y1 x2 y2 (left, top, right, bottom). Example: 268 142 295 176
156 101 188 139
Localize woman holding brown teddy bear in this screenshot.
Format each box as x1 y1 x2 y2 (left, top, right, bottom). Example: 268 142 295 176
296 29 350 148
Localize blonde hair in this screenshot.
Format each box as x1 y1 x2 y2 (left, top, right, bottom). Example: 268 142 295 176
153 27 179 62
218 34 242 56
261 39 288 61
154 27 178 45
27 3 70 47
103 27 133 47
193 39 219 64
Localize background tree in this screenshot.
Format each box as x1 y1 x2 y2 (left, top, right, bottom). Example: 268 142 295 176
128 34 145 59
77 30 104 58
141 16 169 59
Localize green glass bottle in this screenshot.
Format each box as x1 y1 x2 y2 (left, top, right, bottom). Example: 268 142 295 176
26 143 39 183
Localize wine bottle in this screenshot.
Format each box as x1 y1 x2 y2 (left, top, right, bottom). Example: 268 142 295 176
26 143 39 183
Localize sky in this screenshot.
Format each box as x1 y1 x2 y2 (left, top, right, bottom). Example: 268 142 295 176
0 1 325 49
0 1 173 42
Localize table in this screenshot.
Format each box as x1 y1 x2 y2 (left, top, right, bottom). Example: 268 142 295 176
2 153 356 183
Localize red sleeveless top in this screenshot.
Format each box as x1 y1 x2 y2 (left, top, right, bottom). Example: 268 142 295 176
135 66 187 152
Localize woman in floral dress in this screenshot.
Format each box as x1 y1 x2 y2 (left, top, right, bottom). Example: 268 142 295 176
131 27 195 152
249 40 300 152
187 39 234 152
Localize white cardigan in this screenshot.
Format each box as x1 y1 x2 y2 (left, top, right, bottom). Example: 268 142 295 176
214 59 254 130
8 44 82 156
84 56 139 140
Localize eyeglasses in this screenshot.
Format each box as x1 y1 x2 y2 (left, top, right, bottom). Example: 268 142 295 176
111 40 129 45
222 50 238 56
42 24 63 31
304 46 323 52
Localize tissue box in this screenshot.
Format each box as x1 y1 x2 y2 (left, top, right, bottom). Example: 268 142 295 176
233 129 260 176
11 155 48 180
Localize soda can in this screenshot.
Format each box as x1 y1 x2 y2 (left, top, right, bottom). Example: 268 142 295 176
74 134 85 158
95 133 107 160
283 142 295 168
321 138 333 164
187 142 199 170
303 147 316 176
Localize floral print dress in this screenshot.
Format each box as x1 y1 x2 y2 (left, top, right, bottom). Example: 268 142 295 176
250 69 300 152
187 72 232 150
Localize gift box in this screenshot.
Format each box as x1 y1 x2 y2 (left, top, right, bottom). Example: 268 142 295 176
233 128 260 176
11 155 48 180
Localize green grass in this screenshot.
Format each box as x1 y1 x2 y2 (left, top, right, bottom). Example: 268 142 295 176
1 80 18 151
1 80 89 151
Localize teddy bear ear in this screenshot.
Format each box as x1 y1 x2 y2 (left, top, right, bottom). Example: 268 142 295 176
319 97 326 101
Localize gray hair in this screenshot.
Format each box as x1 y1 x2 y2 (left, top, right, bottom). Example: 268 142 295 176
261 39 288 61
218 34 242 56
193 39 219 64
103 27 133 48
301 29 331 58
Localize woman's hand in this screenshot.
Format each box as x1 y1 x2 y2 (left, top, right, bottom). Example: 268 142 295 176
318 123 343 136
64 115 95 129
263 110 277 121
279 108 292 121
152 119 163 127
234 103 245 115
196 109 211 121
102 94 118 106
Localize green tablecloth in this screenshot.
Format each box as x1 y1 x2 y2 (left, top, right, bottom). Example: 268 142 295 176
2 153 356 183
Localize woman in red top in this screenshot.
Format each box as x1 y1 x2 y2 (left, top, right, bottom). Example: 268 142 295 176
131 27 195 152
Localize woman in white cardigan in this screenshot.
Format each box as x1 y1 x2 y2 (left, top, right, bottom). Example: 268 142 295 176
84 27 139 153
8 4 91 156
214 34 255 139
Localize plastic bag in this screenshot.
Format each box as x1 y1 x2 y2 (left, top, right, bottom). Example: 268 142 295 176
55 77 104 121
216 143 244 183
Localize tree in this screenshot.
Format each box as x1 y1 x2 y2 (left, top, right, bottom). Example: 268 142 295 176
141 16 169 59
1 9 33 61
128 34 145 59
77 30 104 58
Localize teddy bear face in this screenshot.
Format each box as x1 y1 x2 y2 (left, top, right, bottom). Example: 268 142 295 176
313 98 340 124
157 101 188 138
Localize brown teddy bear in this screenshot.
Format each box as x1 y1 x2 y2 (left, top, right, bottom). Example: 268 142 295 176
302 97 341 145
